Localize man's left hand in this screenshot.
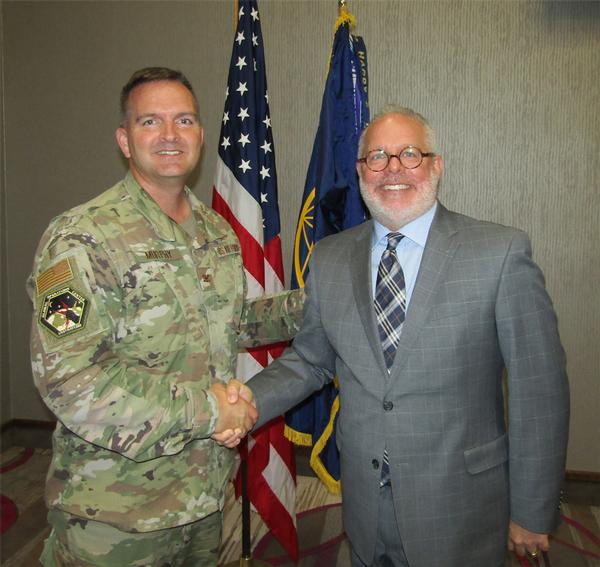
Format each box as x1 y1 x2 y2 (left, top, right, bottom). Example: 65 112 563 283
508 520 550 558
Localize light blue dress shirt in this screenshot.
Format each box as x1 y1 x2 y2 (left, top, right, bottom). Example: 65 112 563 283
370 202 438 305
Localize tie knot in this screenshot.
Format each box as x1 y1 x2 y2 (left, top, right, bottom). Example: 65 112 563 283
386 232 403 250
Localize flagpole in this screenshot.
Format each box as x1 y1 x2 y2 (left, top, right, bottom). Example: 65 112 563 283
222 4 271 563
223 440 269 567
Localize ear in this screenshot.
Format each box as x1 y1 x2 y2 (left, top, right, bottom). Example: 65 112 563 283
115 127 131 159
198 125 205 150
433 154 444 178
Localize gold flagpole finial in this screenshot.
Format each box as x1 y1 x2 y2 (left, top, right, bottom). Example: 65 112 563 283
335 0 355 31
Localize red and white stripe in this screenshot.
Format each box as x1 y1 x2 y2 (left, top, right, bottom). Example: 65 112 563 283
212 156 298 560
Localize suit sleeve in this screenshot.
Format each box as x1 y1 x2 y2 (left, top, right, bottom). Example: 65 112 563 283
247 258 336 429
495 230 569 533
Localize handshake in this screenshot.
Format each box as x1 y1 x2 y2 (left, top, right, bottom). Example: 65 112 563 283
209 379 256 449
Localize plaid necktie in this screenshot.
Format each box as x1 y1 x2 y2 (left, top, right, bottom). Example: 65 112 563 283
374 232 405 485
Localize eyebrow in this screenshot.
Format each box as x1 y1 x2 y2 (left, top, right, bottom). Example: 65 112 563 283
135 111 199 123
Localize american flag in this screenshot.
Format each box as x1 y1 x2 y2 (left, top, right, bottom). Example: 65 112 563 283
211 0 298 561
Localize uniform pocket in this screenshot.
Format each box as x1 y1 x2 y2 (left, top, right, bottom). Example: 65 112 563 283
120 260 188 368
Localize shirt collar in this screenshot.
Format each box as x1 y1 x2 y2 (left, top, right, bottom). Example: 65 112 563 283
371 201 438 249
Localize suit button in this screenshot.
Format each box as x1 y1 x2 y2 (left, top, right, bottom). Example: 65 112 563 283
372 459 379 470
383 401 393 411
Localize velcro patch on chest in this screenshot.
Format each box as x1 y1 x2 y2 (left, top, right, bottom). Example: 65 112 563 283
36 258 74 296
198 268 214 290
140 249 184 261
214 243 240 257
39 286 89 337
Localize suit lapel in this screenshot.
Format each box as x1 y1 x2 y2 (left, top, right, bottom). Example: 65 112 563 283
350 221 389 378
389 205 461 378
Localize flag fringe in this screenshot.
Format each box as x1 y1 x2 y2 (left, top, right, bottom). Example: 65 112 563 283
284 396 342 495
309 393 342 494
284 424 312 446
334 5 356 33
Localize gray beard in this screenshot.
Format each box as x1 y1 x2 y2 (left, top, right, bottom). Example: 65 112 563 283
359 173 440 230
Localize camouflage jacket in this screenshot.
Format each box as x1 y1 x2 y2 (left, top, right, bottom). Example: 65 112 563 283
27 173 304 532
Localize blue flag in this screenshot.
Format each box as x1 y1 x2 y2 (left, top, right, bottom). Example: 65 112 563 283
285 7 369 494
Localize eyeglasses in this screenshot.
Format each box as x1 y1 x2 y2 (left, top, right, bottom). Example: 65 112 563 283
357 146 436 172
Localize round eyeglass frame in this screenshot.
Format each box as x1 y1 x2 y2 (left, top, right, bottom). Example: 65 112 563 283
357 146 436 172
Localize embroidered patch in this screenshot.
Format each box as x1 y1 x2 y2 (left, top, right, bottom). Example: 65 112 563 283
214 243 240 257
39 287 89 337
36 259 74 296
198 268 214 290
142 249 183 261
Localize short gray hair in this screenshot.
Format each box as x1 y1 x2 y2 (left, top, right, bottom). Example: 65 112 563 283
357 105 438 158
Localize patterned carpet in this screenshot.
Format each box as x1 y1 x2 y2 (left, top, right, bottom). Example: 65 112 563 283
1 447 599 566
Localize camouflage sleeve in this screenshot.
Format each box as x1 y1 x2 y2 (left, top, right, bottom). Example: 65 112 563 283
28 225 217 462
237 288 306 348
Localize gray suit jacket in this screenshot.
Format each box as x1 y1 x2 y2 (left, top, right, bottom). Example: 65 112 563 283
248 204 569 567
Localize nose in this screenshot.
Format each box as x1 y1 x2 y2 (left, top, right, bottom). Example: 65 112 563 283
387 154 405 173
161 122 179 141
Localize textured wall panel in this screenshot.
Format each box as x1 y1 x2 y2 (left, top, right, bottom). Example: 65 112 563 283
4 0 599 470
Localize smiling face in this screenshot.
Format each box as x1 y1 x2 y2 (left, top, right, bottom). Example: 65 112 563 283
116 80 203 193
357 113 443 230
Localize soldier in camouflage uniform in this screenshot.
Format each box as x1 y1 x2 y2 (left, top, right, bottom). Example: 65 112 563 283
27 67 304 567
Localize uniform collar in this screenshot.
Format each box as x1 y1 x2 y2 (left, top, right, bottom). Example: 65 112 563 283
123 171 202 243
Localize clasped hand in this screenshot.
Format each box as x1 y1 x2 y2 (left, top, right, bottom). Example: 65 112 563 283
210 380 256 448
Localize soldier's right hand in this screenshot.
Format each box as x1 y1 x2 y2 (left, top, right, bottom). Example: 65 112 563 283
225 379 255 406
210 382 257 441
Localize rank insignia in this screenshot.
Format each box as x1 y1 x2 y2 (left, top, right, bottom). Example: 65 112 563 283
198 268 214 290
39 287 89 337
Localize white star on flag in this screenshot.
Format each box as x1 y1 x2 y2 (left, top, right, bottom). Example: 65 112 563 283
211 1 298 561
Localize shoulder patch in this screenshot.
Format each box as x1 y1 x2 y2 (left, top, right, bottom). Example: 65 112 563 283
39 287 90 337
36 259 74 296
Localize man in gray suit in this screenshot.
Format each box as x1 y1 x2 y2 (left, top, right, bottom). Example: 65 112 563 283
226 106 569 567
